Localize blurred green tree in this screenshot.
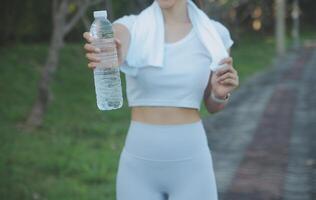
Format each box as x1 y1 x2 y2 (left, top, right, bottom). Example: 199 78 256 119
25 0 102 129
1 0 315 44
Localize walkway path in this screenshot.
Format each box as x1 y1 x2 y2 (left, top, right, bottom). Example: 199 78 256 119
203 43 316 200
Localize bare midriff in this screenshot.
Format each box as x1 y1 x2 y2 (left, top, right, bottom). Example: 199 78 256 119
131 106 201 125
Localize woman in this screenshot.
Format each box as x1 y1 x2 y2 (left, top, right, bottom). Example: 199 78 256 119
83 0 239 199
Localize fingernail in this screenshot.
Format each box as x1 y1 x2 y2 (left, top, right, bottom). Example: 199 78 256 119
95 48 101 53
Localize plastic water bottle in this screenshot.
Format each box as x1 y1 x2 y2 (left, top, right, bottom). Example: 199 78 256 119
90 10 123 110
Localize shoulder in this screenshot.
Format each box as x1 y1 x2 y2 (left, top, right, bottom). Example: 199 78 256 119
113 15 138 32
210 19 234 49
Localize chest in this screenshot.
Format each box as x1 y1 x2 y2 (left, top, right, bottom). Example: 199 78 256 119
164 23 193 44
134 34 212 93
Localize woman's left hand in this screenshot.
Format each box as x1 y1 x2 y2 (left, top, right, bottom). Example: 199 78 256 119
210 57 239 99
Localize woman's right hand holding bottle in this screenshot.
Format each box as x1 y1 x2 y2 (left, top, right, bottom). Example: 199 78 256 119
83 32 123 69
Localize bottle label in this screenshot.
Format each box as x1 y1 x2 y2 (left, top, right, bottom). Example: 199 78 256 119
92 38 119 68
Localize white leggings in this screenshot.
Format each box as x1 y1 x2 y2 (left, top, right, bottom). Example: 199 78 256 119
116 120 218 200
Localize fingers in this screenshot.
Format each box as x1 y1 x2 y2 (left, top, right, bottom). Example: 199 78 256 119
83 32 93 43
85 53 100 62
88 62 99 69
217 72 237 82
218 56 233 65
84 43 101 53
216 71 239 86
215 65 234 77
219 78 239 86
215 57 237 77
216 57 233 75
83 32 123 69
215 56 239 86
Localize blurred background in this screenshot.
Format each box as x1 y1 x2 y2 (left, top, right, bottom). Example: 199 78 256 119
0 0 315 199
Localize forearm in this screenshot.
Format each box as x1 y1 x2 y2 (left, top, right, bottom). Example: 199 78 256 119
113 23 131 63
205 95 227 113
203 89 227 114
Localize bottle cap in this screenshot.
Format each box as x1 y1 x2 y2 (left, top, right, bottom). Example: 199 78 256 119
94 10 107 19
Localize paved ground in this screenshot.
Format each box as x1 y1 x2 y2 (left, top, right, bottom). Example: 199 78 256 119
202 43 316 200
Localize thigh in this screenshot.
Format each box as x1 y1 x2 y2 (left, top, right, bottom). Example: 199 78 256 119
116 149 166 200
168 150 218 200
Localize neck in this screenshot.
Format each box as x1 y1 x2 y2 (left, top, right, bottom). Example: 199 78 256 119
161 1 190 25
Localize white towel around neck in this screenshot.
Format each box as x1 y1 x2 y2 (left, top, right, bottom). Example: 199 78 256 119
121 0 229 76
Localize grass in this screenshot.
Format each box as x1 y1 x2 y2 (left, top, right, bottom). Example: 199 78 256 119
1 27 315 199
0 44 129 200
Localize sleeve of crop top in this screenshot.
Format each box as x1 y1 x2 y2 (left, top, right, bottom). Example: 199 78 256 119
211 20 234 50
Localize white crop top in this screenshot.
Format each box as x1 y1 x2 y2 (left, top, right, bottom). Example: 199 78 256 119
113 15 234 110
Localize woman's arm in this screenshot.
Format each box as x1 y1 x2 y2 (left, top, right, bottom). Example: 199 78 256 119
203 48 239 114
203 72 227 114
112 23 131 65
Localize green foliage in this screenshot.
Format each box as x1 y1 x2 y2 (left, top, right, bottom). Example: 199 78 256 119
1 0 316 45
0 44 129 200
0 1 51 44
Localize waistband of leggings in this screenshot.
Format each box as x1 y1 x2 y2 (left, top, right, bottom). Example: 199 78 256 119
122 119 209 161
129 119 204 129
